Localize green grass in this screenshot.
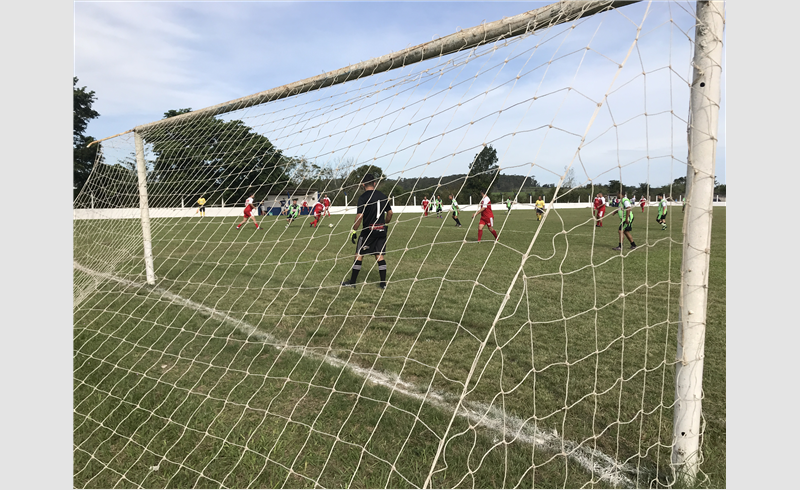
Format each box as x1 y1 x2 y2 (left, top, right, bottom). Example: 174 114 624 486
73 205 725 488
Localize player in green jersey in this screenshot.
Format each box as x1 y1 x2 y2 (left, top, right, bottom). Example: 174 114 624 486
449 194 462 227
656 194 669 230
612 191 637 251
285 198 301 226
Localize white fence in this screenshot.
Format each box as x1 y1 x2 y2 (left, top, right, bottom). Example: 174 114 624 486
73 201 724 220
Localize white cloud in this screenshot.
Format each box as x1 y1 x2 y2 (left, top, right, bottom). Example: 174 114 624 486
75 1 724 185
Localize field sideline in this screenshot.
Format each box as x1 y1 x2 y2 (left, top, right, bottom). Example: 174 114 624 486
73 206 725 488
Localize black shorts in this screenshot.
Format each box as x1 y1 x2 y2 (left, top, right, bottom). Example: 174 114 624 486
657 212 667 221
536 208 544 214
356 229 387 256
199 206 205 212
619 220 633 232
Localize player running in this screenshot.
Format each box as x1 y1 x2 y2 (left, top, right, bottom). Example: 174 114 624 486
506 198 512 212
286 198 301 226
341 174 393 290
322 194 332 217
472 190 498 242
236 194 260 230
535 196 545 221
309 200 324 227
449 194 462 227
196 196 206 217
656 193 669 230
640 195 647 212
593 192 606 227
612 191 637 251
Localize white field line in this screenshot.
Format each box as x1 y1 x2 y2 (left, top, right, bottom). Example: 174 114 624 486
74 261 644 487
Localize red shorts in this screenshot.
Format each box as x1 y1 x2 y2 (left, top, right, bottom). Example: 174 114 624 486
595 207 605 218
244 206 253 218
479 217 494 227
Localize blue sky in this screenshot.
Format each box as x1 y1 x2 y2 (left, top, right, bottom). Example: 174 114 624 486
74 1 725 186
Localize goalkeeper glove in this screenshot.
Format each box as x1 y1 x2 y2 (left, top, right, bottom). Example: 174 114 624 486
350 229 357 244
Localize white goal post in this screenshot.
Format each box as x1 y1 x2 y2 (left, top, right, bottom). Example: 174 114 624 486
74 1 724 487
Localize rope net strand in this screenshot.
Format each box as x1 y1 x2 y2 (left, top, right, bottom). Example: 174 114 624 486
73 2 708 487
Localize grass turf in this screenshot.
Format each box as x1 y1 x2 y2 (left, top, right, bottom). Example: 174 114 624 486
73 204 725 488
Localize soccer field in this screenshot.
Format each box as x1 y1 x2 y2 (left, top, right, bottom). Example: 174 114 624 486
73 206 725 488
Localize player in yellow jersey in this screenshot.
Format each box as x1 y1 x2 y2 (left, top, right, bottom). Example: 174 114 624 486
535 196 545 221
196 196 206 216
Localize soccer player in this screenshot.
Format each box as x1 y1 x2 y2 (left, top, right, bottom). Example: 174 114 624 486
196 196 206 217
612 191 637 251
421 196 430 217
449 194 462 227
506 198 512 212
682 196 686 213
472 190 498 242
342 173 393 290
640 195 647 212
301 198 309 215
593 192 606 227
236 194 260 230
309 200 324 227
322 194 332 217
286 198 301 226
535 196 545 221
656 193 668 230
436 196 443 218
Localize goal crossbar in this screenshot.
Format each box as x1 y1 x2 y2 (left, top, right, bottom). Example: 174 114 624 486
129 0 640 136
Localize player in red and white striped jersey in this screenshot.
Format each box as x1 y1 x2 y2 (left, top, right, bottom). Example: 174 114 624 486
235 194 260 230
593 192 607 227
322 194 331 217
472 190 498 242
309 201 325 227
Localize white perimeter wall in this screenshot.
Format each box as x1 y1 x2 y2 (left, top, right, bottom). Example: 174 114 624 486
73 201 724 220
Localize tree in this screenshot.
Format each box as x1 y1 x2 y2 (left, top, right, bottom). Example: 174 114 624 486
607 180 623 195
636 182 650 199
464 144 499 198
561 165 577 188
345 164 386 193
145 109 291 207
74 77 101 197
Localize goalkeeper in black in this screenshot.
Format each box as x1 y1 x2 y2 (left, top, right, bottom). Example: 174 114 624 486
342 174 393 290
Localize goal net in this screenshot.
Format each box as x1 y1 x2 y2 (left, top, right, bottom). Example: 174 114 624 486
73 1 722 487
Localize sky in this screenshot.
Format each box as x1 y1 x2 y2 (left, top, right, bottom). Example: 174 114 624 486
74 1 726 187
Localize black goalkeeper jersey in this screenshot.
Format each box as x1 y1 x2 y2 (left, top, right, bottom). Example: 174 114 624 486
357 189 392 228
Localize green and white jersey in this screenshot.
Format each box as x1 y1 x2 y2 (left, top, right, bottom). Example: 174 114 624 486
658 198 668 216
617 197 632 222
451 199 459 215
288 204 300 218
506 199 512 209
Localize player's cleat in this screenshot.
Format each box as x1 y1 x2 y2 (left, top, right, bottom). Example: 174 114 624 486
662 224 667 230
237 225 241 230
341 281 355 288
378 283 386 290
630 245 637 250
612 246 622 251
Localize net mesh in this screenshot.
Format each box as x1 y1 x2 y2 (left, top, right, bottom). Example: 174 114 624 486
73 2 704 487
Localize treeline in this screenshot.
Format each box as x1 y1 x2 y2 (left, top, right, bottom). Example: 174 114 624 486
74 79 725 210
